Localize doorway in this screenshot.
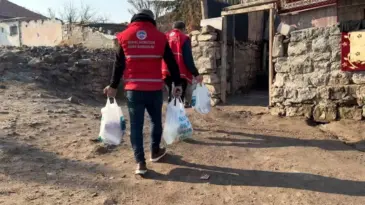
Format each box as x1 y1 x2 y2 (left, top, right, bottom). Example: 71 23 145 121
221 2 276 107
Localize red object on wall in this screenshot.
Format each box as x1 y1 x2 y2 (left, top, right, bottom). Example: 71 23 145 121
341 32 365 71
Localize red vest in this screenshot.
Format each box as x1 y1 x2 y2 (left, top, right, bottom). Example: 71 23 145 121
117 22 166 91
162 29 193 83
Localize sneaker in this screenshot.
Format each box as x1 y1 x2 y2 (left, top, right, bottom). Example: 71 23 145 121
150 147 167 162
135 162 147 175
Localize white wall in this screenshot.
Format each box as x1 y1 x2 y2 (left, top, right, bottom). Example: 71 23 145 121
0 21 21 46
21 19 63 46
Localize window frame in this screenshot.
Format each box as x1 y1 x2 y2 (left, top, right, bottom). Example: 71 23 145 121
9 25 18 36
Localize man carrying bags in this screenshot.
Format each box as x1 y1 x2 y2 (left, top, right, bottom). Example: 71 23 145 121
103 9 182 175
162 21 203 107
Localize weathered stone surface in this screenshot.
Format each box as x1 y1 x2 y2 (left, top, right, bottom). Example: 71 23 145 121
271 87 284 103
330 61 341 71
330 49 341 63
28 58 42 66
273 73 288 87
203 73 220 84
338 107 362 121
196 57 215 73
200 26 215 35
206 84 221 95
277 23 296 36
199 41 219 48
284 88 297 99
191 40 199 47
190 30 200 36
329 25 341 36
328 35 341 51
192 47 202 59
296 88 316 103
270 107 285 116
328 70 351 85
355 86 365 106
313 102 337 123
312 36 329 52
329 86 347 100
313 61 331 73
76 59 92 66
275 57 290 73
202 46 218 58
310 73 329 87
311 52 331 62
198 34 217 41
286 105 313 118
211 98 220 106
273 34 284 58
352 73 365 84
317 86 330 100
289 56 313 74
286 74 311 88
288 41 309 56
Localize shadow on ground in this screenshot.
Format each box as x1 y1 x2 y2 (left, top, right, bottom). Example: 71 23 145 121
190 129 354 151
146 154 365 196
0 137 118 191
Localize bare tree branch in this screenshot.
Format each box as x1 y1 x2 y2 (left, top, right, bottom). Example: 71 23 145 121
79 2 97 24
47 8 57 19
127 0 171 20
57 0 109 24
59 1 79 24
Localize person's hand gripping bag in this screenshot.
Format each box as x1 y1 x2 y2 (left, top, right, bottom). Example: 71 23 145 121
98 98 126 145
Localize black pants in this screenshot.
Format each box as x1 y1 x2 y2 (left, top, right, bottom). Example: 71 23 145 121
126 90 163 163
164 76 188 103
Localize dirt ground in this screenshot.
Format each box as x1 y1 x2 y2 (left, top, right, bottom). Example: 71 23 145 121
1 81 365 205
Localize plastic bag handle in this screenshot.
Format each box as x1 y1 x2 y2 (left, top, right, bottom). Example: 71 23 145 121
173 97 182 106
106 97 118 106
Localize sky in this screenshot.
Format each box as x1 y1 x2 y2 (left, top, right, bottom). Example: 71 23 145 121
9 0 134 23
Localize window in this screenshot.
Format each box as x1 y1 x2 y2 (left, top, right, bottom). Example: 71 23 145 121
0 27 4 33
9 25 18 36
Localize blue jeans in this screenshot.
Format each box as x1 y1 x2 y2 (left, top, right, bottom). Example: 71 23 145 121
126 90 163 163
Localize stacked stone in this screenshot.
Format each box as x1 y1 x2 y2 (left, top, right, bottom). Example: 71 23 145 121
271 25 365 122
0 46 113 95
190 26 222 106
232 41 261 94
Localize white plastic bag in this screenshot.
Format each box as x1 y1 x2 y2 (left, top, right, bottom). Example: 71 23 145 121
192 83 211 114
163 98 193 145
98 98 126 145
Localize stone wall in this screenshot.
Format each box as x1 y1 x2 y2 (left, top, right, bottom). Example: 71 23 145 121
62 24 126 49
232 41 261 94
271 25 365 122
20 19 63 47
190 26 222 106
0 46 113 95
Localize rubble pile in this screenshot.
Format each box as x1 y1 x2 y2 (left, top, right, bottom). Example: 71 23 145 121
0 46 114 94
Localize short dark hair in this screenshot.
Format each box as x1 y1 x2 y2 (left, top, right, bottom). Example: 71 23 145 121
173 21 186 30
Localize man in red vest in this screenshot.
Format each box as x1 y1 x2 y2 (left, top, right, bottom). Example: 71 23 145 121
162 21 203 107
103 9 182 175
